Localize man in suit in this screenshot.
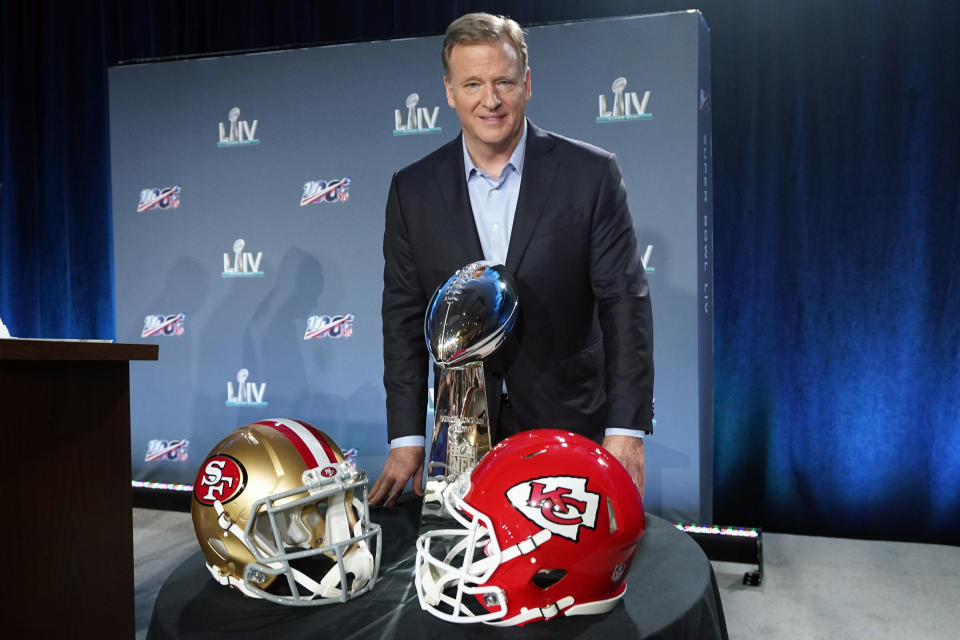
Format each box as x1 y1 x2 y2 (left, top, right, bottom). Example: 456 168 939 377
369 13 653 506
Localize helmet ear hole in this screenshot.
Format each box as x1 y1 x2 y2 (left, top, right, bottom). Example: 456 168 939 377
530 568 567 589
607 496 618 534
207 537 229 561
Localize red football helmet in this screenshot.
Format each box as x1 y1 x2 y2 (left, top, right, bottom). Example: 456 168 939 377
415 429 645 626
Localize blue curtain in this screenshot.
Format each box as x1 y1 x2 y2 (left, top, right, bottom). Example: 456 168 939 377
1 2 114 339
2 0 957 543
710 1 960 544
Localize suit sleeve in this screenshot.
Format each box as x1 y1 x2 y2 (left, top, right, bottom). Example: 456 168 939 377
590 154 655 433
381 172 429 441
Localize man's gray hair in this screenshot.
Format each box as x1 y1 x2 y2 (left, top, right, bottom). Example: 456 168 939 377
442 13 528 78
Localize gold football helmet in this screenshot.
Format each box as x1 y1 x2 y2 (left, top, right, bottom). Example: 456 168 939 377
191 418 381 605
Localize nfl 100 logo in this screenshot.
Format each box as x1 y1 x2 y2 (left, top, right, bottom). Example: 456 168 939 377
138 186 181 212
142 314 185 337
145 439 189 462
301 178 350 205
342 447 358 468
304 314 354 340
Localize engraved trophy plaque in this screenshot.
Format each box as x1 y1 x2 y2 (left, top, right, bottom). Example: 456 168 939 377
421 261 518 527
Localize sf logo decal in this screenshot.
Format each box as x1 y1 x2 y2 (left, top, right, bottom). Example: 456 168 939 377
506 476 599 541
194 454 247 505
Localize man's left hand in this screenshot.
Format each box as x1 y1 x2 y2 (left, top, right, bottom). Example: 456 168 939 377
602 434 645 500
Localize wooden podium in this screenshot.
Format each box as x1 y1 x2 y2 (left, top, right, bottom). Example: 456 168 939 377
0 340 157 638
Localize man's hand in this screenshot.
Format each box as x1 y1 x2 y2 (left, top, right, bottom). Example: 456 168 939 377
602 435 645 500
368 446 425 507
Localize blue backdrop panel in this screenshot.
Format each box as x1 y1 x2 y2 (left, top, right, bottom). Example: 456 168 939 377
109 12 711 522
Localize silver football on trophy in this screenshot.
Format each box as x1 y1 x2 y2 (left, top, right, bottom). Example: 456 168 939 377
424 261 518 366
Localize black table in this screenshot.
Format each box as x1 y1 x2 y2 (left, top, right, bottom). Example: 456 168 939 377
148 497 727 639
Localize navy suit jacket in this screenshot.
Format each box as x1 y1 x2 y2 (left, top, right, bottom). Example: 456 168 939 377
382 121 653 443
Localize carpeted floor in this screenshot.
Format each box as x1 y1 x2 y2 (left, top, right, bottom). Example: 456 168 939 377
713 532 960 639
134 508 960 639
134 508 198 639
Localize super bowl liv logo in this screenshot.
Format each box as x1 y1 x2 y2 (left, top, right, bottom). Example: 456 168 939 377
218 107 259 146
222 239 263 278
226 368 267 407
137 186 181 212
393 93 440 135
597 77 652 123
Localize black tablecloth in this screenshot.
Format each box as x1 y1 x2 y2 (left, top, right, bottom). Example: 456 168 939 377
148 497 727 639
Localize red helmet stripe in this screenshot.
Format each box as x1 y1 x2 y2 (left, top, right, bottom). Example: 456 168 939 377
253 419 337 468
292 419 340 463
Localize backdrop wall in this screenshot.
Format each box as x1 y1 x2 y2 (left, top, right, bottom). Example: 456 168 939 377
109 12 713 524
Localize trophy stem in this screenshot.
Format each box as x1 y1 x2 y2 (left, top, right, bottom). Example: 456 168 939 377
420 361 492 531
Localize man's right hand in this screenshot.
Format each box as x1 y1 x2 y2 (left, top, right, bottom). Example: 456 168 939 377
368 446 425 507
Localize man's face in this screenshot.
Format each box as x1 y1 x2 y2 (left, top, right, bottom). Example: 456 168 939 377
444 37 531 157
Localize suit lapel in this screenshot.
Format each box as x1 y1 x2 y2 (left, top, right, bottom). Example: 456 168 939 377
506 122 559 273
431 135 485 262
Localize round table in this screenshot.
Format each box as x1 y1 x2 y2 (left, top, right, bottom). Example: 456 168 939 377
148 498 727 639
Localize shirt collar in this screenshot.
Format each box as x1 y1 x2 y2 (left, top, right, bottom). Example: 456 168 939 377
462 119 528 181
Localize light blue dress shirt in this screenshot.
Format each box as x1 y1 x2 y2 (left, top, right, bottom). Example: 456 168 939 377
464 122 527 264
391 122 643 447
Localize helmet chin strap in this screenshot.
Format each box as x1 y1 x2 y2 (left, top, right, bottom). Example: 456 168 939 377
205 561 256 596
312 506 375 598
487 596 577 627
485 586 627 626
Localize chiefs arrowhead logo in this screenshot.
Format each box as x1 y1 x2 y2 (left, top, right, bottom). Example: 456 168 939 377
505 476 599 541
